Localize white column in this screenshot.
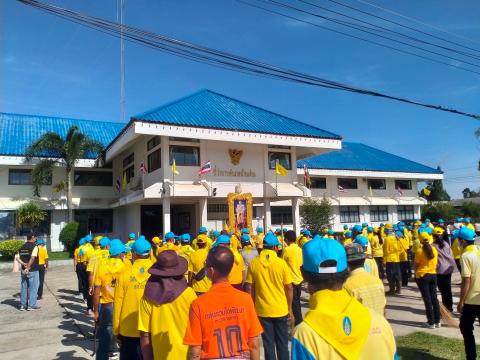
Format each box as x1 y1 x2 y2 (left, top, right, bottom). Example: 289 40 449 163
292 197 300 235
162 197 171 234
199 198 208 228
264 198 271 231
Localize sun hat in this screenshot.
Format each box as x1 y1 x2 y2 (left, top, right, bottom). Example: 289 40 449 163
148 250 187 277
345 243 366 262
303 237 347 273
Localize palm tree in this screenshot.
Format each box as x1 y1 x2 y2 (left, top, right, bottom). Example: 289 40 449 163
25 126 103 222
16 202 46 233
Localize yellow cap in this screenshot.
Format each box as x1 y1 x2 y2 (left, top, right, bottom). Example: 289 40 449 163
433 227 445 235
152 236 161 245
414 221 422 226
94 236 103 245
373 227 380 234
385 223 393 230
420 232 430 242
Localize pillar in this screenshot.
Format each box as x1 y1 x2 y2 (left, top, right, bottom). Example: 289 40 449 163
162 197 171 235
292 197 300 235
199 197 208 228
264 198 271 231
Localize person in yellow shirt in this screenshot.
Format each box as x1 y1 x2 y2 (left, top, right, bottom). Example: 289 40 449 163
113 237 152 360
245 232 293 360
292 237 397 360
188 237 211 295
149 236 161 262
93 239 128 360
370 227 384 279
379 223 386 239
158 232 179 254
343 230 353 246
464 217 476 232
383 224 401 295
344 242 386 315
254 227 265 251
414 232 440 329
192 227 211 250
138 250 197 360
297 229 312 248
354 235 378 278
282 230 303 326
79 234 95 314
361 222 369 237
73 239 85 294
177 234 195 260
327 229 336 240
451 230 462 271
396 230 411 287
36 239 48 300
125 233 136 260
87 237 111 302
213 235 246 290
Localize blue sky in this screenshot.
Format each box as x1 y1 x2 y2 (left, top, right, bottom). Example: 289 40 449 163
1 0 479 198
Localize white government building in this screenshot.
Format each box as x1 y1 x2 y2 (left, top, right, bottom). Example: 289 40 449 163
0 90 443 251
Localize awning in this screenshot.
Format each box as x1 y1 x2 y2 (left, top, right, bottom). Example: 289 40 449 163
368 197 399 206
337 197 370 206
266 183 304 197
397 197 427 205
168 183 209 197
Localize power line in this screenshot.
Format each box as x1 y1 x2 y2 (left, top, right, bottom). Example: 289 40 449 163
17 0 480 121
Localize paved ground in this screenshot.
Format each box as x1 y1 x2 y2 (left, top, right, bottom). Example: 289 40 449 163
0 264 478 359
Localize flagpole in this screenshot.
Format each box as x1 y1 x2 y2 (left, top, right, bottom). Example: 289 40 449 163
172 160 175 198
275 160 278 197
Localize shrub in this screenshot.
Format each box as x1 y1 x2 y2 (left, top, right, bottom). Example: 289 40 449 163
59 221 80 255
300 195 334 235
0 240 25 260
16 202 46 231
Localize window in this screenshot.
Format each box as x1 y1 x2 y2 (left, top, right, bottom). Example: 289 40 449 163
147 149 161 173
147 136 161 151
170 137 200 143
122 153 134 168
0 211 16 240
340 206 360 223
8 169 51 185
207 204 229 213
338 178 358 190
397 205 414 221
367 179 386 190
268 152 291 170
74 171 112 186
74 209 113 233
310 177 326 189
272 206 292 225
169 145 200 166
370 206 389 222
395 179 412 190
123 166 135 184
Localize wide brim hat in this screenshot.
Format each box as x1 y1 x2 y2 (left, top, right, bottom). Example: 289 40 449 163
148 250 187 277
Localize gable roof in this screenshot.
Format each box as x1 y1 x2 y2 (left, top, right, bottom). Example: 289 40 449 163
297 142 442 174
133 89 341 140
0 112 124 159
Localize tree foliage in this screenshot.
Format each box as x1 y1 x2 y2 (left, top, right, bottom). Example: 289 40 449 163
463 188 480 199
300 196 333 234
16 202 46 231
460 202 480 222
59 221 80 255
422 167 450 202
0 240 25 260
421 203 460 222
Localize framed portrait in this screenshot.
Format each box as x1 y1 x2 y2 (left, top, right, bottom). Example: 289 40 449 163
227 192 253 233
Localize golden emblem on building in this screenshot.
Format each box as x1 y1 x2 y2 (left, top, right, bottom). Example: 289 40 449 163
228 149 243 165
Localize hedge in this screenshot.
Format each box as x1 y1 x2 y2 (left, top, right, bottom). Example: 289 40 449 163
59 221 80 255
0 240 25 260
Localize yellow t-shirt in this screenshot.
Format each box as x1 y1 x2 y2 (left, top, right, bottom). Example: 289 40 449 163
188 248 211 293
370 235 383 258
467 223 475 231
414 245 438 278
282 243 303 285
343 238 353 246
125 240 135 260
398 237 410 262
364 257 379 279
230 234 241 251
246 249 293 317
344 268 386 315
38 246 48 265
452 239 462 260
137 288 197 360
228 249 245 285
298 236 311 248
255 233 265 249
94 258 126 304
113 258 152 337
461 244 480 305
177 245 195 260
383 235 400 263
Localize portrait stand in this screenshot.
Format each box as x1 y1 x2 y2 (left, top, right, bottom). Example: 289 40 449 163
227 192 253 233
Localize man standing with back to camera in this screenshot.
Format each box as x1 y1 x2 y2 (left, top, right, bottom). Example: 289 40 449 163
18 232 41 311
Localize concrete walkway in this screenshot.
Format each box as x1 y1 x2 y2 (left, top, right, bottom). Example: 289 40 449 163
0 265 477 359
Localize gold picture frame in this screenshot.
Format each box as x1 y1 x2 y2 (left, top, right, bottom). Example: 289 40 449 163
227 192 253 233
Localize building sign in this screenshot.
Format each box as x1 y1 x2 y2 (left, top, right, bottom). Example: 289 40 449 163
212 166 256 178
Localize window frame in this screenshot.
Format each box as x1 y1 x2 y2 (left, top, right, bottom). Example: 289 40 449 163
169 145 200 167
147 136 161 151
395 179 412 190
74 171 113 187
310 177 327 189
268 152 292 170
8 169 51 186
397 205 415 221
340 206 360 223
370 205 389 222
367 178 386 190
337 178 358 190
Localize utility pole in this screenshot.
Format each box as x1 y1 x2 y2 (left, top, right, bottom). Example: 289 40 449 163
118 0 126 122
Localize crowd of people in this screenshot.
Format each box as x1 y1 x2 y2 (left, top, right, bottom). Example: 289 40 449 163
15 216 479 360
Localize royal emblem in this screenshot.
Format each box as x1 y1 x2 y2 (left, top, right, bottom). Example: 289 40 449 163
228 149 243 165
343 316 352 336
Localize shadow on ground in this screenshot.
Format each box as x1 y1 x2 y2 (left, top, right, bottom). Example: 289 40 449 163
397 347 449 360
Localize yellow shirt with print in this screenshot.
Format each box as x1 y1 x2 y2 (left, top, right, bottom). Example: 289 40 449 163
228 249 245 285
113 258 152 337
282 243 303 285
137 288 197 360
177 244 195 260
246 249 293 318
383 235 400 263
94 258 126 304
344 268 386 315
414 245 438 278
461 244 480 305
188 248 211 293
38 246 48 266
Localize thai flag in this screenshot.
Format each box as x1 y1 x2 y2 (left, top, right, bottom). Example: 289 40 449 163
338 185 347 193
198 161 212 176
115 179 121 193
140 161 148 175
397 187 404 196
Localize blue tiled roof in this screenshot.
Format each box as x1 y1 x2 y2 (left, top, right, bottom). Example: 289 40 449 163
297 142 442 174
0 113 124 159
133 89 341 139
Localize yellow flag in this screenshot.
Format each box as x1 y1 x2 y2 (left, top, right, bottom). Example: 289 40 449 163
423 187 431 196
275 161 288 176
122 172 127 190
171 159 180 175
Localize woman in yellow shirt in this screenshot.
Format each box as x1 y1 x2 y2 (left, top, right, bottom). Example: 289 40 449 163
414 233 440 329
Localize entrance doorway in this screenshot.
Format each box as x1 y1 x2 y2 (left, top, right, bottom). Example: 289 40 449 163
141 205 163 241
171 204 196 236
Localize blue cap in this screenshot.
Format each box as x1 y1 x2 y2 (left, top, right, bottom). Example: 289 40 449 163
398 221 405 226
241 228 250 234
79 238 86 245
109 239 127 256
138 235 146 241
458 227 476 241
212 230 220 237
241 234 251 243
36 239 45 245
354 235 368 247
164 232 175 240
352 224 362 233
425 218 431 223
367 226 373 233
181 234 191 243
343 224 348 230
99 237 111 248
128 233 136 240
452 229 459 240
380 223 385 227
264 232 280 247
425 227 433 234
395 231 403 237
256 227 264 233
465 217 472 223
303 229 312 237
132 237 152 255
199 226 208 233
438 219 444 224
275 228 281 233
213 234 231 248
303 237 347 274
407 225 413 230
345 231 352 237
362 222 368 227
85 234 93 242
328 229 335 235
419 223 426 228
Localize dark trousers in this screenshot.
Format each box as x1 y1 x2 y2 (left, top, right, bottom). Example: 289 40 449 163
79 265 92 310
292 284 303 326
386 262 401 293
97 304 113 360
416 274 440 325
259 316 289 360
437 273 453 312
400 261 410 286
119 335 142 360
374 257 385 279
460 304 480 360
75 263 83 293
38 266 46 298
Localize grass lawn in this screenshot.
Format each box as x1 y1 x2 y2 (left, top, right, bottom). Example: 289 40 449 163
396 332 478 359
48 251 71 260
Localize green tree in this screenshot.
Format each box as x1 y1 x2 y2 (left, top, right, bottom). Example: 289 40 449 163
300 195 333 234
25 126 103 222
59 221 80 255
421 202 460 222
422 166 450 202
16 202 46 232
460 201 480 222
463 188 480 199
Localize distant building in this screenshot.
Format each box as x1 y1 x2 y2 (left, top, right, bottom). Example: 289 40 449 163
0 90 442 250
